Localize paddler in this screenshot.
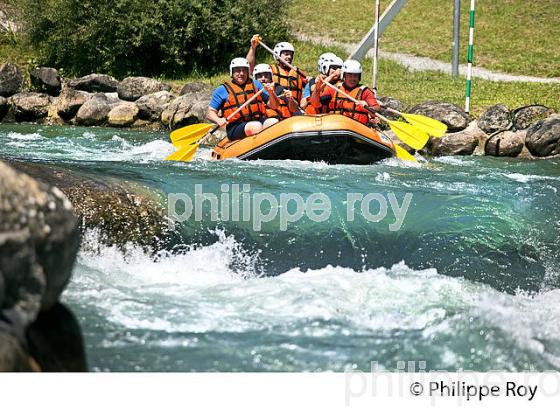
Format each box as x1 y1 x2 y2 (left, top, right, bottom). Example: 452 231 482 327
252 63 299 120
246 35 309 107
310 59 380 126
302 54 343 114
207 57 279 140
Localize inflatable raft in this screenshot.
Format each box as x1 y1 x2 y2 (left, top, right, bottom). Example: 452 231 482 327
211 114 396 165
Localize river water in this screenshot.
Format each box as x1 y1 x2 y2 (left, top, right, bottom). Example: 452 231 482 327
1 123 559 372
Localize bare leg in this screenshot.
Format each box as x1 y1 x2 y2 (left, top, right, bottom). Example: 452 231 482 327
263 118 279 129
244 121 264 136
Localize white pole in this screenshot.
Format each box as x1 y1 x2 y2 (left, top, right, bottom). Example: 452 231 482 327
372 0 381 94
465 0 476 114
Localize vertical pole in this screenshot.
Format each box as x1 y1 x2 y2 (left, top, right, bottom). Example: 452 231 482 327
465 0 475 114
372 0 381 94
452 0 460 77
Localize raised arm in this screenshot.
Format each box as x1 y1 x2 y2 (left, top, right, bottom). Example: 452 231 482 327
246 34 260 73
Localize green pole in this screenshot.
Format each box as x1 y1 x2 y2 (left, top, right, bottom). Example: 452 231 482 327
465 0 475 114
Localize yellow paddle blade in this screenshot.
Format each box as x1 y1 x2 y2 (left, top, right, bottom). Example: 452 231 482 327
394 145 417 162
387 120 430 150
165 144 199 162
170 123 213 146
401 113 447 138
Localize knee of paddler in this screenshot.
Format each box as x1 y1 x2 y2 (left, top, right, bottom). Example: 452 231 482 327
245 121 264 136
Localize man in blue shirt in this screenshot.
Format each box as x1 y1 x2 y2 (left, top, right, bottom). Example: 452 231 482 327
207 58 278 140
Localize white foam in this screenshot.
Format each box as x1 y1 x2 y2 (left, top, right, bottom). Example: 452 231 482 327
6 131 43 140
502 173 559 183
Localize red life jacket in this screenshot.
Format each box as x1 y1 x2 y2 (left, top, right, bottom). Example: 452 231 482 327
329 84 371 125
222 80 267 123
271 64 304 104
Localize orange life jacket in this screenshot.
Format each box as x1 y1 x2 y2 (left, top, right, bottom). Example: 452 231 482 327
271 64 304 104
329 84 371 125
222 80 267 123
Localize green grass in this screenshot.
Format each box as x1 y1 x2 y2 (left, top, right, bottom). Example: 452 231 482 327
289 0 560 78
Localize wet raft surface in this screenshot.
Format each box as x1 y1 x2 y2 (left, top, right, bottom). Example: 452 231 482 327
1 123 559 371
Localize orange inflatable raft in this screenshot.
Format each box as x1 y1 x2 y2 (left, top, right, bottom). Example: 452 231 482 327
211 114 396 165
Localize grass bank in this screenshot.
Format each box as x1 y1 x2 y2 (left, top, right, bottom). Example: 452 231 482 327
289 0 560 78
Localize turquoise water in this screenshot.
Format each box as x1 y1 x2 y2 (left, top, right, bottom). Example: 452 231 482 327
1 123 559 372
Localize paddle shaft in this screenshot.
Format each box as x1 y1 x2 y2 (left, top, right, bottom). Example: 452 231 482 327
320 80 386 121
257 39 308 80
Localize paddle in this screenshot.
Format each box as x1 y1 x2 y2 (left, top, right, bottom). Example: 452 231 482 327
320 80 429 150
166 86 267 161
255 37 308 80
382 106 447 137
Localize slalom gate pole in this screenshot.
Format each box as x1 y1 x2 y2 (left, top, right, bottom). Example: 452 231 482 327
465 0 476 114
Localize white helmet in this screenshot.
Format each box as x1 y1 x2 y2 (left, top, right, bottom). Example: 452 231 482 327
229 57 250 76
320 56 344 75
273 42 295 61
317 52 337 73
341 59 362 79
253 63 273 78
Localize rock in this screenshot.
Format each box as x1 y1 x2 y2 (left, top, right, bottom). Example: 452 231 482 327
429 126 479 156
30 67 62 96
0 161 84 371
484 130 526 157
75 94 112 126
478 104 511 134
408 101 469 132
0 95 7 119
117 77 170 101
378 96 406 120
525 115 560 157
0 63 23 97
68 74 119 93
136 90 175 121
8 160 173 250
107 101 139 127
55 89 92 121
179 81 213 96
9 92 51 122
512 105 555 130
161 94 210 130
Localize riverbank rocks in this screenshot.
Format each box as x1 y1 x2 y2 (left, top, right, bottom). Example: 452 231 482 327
107 101 139 127
117 77 170 101
378 96 406 120
0 161 85 371
55 89 92 121
512 105 555 130
75 94 112 126
525 115 560 157
0 63 23 97
478 104 512 134
68 74 119 93
136 90 175 121
179 81 213 96
8 160 173 250
484 130 526 157
9 92 51 122
30 67 62 96
408 101 469 132
161 94 209 130
429 121 481 156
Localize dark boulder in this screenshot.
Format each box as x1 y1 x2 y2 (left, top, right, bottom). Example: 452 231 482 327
484 130 525 157
478 104 511 134
408 101 469 132
55 89 92 121
0 161 84 371
179 81 213 95
0 95 7 119
30 67 62 96
136 90 175 121
117 77 170 101
525 115 560 157
161 93 210 130
9 92 51 122
68 74 119 93
429 129 479 156
0 63 23 97
512 105 555 130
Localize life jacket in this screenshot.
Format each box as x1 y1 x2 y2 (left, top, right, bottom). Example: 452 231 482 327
222 80 267 123
306 79 340 115
265 85 293 120
271 64 304 104
329 84 371 125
